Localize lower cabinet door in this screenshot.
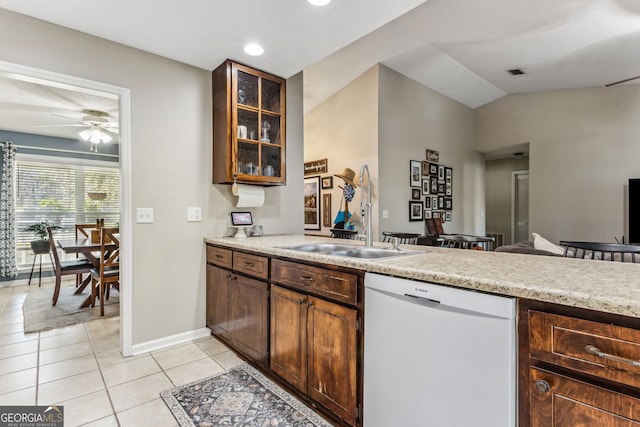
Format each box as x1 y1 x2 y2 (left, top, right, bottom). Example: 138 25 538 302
531 367 640 426
307 296 358 426
270 285 308 392
230 274 268 363
206 264 231 340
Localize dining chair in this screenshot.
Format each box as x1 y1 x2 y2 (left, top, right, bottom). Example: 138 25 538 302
74 223 95 288
47 227 94 306
381 232 420 245
90 227 120 316
559 241 640 263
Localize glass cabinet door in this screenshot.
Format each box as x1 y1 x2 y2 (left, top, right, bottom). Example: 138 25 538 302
212 60 286 185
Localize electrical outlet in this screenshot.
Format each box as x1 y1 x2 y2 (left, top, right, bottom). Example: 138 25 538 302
382 209 389 219
136 207 154 223
187 207 202 222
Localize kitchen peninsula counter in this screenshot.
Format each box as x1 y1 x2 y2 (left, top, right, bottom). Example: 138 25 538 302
204 234 640 318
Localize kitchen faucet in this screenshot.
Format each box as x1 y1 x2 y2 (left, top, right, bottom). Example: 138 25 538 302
359 163 373 247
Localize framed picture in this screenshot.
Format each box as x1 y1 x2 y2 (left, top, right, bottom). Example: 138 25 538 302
438 165 445 181
445 167 452 178
431 196 438 210
429 163 438 176
438 183 445 194
438 195 445 209
411 188 421 200
446 182 452 197
424 210 432 219
425 196 431 209
410 160 422 188
444 197 452 210
422 179 430 195
430 176 438 194
304 176 321 230
421 161 430 176
321 176 333 189
432 211 441 219
445 211 452 222
409 201 424 221
322 193 332 227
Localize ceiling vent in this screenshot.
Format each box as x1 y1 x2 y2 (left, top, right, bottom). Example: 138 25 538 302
507 68 525 76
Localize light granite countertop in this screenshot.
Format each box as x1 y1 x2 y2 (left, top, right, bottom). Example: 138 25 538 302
204 234 640 318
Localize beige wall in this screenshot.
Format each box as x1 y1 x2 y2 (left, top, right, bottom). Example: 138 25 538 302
378 65 484 236
304 66 379 237
476 86 640 244
304 65 484 239
485 157 529 245
0 9 303 346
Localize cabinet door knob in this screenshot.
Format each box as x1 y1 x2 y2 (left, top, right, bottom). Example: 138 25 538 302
296 298 305 305
535 379 550 393
306 301 313 308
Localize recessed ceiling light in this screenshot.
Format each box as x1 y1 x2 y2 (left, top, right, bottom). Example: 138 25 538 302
308 0 331 6
244 44 264 56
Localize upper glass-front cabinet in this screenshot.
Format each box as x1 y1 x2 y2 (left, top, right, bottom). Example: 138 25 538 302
212 60 286 185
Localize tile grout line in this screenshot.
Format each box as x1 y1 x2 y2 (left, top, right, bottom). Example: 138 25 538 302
84 321 122 427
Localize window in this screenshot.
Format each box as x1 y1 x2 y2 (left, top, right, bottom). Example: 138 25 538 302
15 156 120 270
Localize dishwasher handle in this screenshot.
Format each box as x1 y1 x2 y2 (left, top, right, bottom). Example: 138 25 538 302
404 293 441 305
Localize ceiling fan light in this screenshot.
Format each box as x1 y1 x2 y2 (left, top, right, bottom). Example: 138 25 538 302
79 126 111 144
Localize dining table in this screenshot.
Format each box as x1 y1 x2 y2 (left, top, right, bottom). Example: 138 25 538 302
57 236 117 308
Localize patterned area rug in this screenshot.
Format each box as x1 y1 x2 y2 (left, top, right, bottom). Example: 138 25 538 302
22 284 119 333
160 363 334 427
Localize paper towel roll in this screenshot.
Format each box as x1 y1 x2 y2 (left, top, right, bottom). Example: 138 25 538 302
232 184 265 207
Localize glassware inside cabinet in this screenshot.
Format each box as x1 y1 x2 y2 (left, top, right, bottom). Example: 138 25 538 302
237 109 258 140
260 114 280 145
261 145 281 177
237 142 259 175
237 71 258 108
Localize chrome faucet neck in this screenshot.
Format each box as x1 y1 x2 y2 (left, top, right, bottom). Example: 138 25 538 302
359 164 373 247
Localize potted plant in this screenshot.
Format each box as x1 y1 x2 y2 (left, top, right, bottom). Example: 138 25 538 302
22 221 61 254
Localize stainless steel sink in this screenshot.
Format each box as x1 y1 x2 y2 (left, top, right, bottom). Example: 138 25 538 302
282 243 421 259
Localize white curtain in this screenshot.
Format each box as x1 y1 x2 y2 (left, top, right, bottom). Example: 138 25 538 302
0 141 18 277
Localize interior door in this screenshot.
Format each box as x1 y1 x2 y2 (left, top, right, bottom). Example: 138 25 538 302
512 171 529 244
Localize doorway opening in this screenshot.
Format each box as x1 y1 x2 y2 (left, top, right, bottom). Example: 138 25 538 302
0 59 132 355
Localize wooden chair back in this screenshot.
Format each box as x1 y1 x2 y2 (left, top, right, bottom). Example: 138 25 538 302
47 226 62 274
559 241 640 263
382 232 420 245
75 223 95 239
100 227 120 276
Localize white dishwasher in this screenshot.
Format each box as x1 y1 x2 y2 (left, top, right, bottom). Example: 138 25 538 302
363 272 516 427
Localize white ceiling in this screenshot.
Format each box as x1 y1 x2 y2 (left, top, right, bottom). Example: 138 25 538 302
0 0 639 141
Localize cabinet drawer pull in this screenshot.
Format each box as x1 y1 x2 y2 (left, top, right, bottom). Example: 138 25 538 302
215 254 224 259
534 379 550 393
243 261 255 267
584 345 640 367
300 276 315 283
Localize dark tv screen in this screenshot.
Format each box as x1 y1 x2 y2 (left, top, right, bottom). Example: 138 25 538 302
630 179 640 244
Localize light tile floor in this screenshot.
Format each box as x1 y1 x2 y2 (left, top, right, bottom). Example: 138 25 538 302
0 280 243 427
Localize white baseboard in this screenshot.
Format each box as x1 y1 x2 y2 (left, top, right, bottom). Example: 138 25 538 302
130 327 212 355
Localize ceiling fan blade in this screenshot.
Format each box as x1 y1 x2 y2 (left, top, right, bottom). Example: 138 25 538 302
32 124 89 128
606 75 640 87
103 127 119 135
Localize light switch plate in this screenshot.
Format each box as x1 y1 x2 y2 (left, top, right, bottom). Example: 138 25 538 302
382 209 389 219
187 207 202 222
136 207 154 223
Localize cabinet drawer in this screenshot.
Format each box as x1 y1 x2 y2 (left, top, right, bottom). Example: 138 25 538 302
529 310 640 389
271 259 357 305
233 251 269 280
207 245 232 268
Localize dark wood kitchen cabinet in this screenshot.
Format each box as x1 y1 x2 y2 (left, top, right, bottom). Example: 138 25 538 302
271 259 360 426
212 60 286 186
206 246 268 364
519 300 640 427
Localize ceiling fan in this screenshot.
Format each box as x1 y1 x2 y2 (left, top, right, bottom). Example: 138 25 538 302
33 109 119 134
